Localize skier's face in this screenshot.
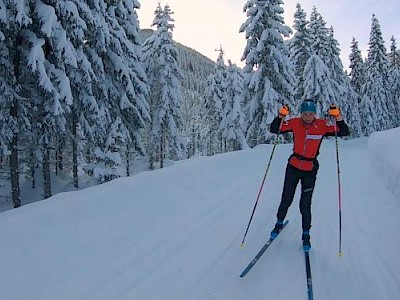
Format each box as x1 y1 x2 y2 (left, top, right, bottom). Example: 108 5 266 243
301 112 315 124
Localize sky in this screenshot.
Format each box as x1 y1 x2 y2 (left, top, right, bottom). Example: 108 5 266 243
137 0 400 69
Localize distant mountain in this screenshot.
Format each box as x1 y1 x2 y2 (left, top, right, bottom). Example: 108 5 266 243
139 29 217 157
139 29 216 93
139 29 154 42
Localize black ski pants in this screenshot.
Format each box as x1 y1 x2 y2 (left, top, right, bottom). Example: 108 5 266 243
276 162 319 231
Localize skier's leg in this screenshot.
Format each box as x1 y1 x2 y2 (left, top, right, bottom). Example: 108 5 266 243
277 164 300 222
299 167 318 231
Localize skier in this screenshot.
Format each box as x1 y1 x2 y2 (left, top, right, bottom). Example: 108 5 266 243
269 100 349 251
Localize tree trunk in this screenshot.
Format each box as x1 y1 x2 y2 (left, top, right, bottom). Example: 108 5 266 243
160 125 165 169
10 34 21 208
10 133 21 208
55 136 63 176
55 144 58 176
190 125 196 158
72 111 79 188
30 150 36 189
43 146 51 199
86 145 91 163
126 148 130 176
160 139 164 168
149 155 154 170
58 137 63 171
29 128 37 189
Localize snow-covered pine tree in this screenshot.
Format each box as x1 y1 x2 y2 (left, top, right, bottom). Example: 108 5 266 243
389 36 400 67
108 0 150 169
220 60 248 152
0 0 32 207
388 36 400 126
308 7 331 61
142 4 163 168
301 8 361 135
360 15 393 135
347 38 367 137
142 4 185 168
181 93 209 157
302 54 335 115
71 0 115 182
20 0 77 198
53 0 101 188
325 27 362 136
325 27 346 99
240 0 295 146
303 6 335 115
349 37 367 97
204 48 227 155
81 0 149 181
289 3 312 103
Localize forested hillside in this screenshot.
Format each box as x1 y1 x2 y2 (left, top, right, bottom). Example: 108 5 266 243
141 30 217 157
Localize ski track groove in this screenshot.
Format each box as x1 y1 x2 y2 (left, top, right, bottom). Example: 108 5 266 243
179 235 241 300
119 184 251 300
84 179 250 300
350 210 400 295
319 147 400 299
347 151 400 293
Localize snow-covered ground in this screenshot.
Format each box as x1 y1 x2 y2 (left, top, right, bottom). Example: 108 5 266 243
0 129 399 300
368 127 400 200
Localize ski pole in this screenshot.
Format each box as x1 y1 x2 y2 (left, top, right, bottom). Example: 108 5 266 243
240 118 284 248
333 119 343 257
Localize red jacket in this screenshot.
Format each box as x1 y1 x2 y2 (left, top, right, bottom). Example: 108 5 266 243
270 116 349 171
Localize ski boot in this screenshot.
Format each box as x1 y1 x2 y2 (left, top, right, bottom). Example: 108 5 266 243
270 220 284 239
302 230 311 252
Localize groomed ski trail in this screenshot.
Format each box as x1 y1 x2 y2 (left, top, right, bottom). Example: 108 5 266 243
123 139 400 300
0 137 399 300
94 140 400 300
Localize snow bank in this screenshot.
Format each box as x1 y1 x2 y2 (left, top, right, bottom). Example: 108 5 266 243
368 127 400 200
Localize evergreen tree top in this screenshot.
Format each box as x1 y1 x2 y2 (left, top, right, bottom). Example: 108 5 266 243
151 3 164 29
240 0 292 71
215 45 225 68
367 15 388 75
389 36 400 68
152 3 174 33
349 37 367 94
293 3 308 32
309 7 329 59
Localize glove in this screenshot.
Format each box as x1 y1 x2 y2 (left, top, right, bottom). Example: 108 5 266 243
278 104 290 118
328 104 342 120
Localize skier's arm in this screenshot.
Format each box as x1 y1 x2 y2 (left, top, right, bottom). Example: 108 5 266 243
270 116 293 134
324 120 350 137
324 104 350 137
336 120 350 136
270 105 293 134
270 116 282 134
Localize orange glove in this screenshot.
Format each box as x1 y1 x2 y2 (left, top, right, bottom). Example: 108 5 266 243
328 104 342 120
279 105 290 118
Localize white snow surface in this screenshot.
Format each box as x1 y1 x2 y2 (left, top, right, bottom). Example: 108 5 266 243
368 127 400 199
1 131 400 300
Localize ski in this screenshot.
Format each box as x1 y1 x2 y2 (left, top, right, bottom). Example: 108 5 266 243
304 250 314 300
239 220 289 278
